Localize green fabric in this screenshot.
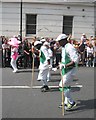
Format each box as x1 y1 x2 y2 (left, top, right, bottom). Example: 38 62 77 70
40 51 46 63
59 86 71 92
61 44 75 75
61 67 66 76
61 65 74 76
61 54 73 76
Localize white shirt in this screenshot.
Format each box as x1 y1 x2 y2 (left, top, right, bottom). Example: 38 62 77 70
86 46 94 57
39 45 50 70
48 48 53 58
62 43 79 64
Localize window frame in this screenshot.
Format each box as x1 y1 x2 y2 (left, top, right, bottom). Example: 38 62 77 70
62 16 73 35
26 14 37 35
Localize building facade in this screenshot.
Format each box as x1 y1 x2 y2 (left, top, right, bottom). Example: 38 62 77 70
0 0 96 40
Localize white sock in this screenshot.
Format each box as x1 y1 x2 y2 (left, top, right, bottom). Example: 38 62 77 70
64 89 74 104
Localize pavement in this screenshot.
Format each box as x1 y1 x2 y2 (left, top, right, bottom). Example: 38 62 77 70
0 67 95 119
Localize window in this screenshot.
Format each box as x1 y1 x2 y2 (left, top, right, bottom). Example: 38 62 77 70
62 16 73 35
26 14 37 34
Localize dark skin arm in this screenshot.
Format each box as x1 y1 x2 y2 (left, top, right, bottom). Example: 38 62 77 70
47 59 50 65
65 61 75 68
59 39 75 68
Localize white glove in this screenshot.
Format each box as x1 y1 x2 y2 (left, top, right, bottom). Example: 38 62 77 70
49 65 52 70
59 63 65 70
52 68 57 72
32 53 36 58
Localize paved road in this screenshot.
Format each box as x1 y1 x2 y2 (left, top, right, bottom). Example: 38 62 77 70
1 67 95 118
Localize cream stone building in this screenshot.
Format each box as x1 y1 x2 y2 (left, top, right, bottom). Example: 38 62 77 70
0 0 96 40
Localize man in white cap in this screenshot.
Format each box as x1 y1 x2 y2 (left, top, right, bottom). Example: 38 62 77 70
56 34 79 110
38 41 51 92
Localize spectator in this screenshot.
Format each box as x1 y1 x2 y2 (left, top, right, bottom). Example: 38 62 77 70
54 42 61 67
50 39 56 67
89 35 94 45
2 38 10 67
78 33 87 66
86 43 94 67
80 33 87 45
23 39 30 68
93 41 96 67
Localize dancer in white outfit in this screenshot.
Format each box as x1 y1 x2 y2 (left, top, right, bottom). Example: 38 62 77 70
56 34 79 110
38 41 51 92
47 47 53 82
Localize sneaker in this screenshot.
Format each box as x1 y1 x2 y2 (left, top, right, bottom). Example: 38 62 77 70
66 101 77 111
37 79 41 81
47 79 50 82
13 69 18 73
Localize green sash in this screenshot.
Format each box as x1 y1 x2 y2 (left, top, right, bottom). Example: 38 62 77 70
40 51 46 64
61 52 74 76
59 86 71 92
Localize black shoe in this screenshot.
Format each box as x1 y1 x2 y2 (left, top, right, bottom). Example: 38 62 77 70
37 79 41 81
45 85 50 90
41 85 50 92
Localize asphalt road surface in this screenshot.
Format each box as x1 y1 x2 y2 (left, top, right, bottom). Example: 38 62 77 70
1 67 95 119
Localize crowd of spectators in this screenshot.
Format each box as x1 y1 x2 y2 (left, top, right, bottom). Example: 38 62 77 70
1 33 96 69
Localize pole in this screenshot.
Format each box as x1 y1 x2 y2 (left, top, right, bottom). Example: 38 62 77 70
61 70 64 116
31 56 34 88
59 63 65 116
20 0 22 42
31 46 35 88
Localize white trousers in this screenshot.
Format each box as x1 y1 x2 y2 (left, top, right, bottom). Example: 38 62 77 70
38 68 49 86
37 69 50 81
11 58 18 71
59 67 77 104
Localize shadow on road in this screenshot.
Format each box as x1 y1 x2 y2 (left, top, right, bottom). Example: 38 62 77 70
65 99 95 115
44 86 82 92
17 69 39 73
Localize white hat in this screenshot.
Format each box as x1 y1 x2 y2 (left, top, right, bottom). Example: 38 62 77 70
40 38 46 42
34 41 42 46
43 42 50 47
56 34 68 41
82 33 85 36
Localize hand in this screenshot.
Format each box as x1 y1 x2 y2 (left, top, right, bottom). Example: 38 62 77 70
49 65 52 70
27 52 29 55
33 53 36 58
52 67 57 72
59 63 65 69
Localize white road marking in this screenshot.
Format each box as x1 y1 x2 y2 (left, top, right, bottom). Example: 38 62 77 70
0 86 30 89
32 85 83 89
0 85 83 89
